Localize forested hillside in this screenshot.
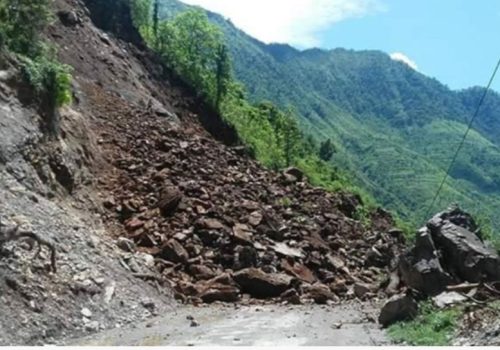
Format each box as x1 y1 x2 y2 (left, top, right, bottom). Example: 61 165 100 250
157 0 500 229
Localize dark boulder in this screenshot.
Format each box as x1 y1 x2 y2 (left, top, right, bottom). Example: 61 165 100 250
157 186 182 217
399 227 454 296
199 284 240 303
233 268 292 298
379 293 418 327
398 206 500 296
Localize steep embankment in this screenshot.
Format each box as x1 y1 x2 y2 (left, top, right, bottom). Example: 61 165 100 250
0 34 174 349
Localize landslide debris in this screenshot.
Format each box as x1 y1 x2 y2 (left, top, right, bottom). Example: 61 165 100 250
88 84 405 305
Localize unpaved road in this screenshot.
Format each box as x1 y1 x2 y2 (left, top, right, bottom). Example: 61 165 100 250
70 302 390 346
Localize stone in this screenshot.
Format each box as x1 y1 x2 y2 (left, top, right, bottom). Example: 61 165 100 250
379 294 418 327
305 283 336 304
57 10 80 26
81 307 92 318
248 211 263 227
283 167 304 182
197 218 225 230
280 288 301 305
232 224 253 245
189 265 216 280
158 186 182 217
233 268 292 298
117 237 136 252
281 260 316 284
431 222 500 282
199 284 240 303
353 283 373 299
272 243 304 259
125 218 144 231
327 255 345 270
432 291 468 309
399 227 454 296
161 239 189 263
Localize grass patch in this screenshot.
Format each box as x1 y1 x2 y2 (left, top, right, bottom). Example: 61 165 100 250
388 302 461 346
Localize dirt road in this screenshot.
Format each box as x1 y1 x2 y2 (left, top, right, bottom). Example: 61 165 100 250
71 302 390 346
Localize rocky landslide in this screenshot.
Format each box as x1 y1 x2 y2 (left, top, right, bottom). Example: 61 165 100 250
0 0 407 345
87 80 405 305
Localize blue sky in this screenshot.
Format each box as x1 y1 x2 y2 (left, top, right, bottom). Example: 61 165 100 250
181 0 500 92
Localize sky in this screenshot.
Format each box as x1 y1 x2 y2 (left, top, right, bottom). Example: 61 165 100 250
180 0 500 92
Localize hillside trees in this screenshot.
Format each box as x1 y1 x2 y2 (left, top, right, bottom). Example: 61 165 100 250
319 139 336 161
0 0 72 137
129 4 366 200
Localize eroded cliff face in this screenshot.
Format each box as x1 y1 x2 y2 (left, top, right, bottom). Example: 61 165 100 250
0 1 181 344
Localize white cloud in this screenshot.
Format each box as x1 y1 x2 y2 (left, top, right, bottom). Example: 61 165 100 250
180 0 385 47
390 52 418 70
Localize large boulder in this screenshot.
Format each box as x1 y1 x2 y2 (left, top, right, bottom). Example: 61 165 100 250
198 284 240 303
399 227 454 296
233 268 292 298
379 293 419 327
430 221 500 282
398 207 500 296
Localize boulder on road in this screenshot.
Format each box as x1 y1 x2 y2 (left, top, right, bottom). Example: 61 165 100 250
198 284 240 303
379 293 418 328
233 268 292 298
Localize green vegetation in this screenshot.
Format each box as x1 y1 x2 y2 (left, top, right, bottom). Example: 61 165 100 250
0 0 72 135
388 302 461 346
130 4 373 206
154 0 500 234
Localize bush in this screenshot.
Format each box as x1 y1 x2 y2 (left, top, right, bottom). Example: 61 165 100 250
0 0 72 123
22 51 73 107
388 302 461 346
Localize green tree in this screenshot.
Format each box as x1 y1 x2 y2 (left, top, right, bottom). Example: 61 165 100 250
157 9 222 105
215 44 232 111
152 0 159 48
130 0 152 40
0 0 52 56
319 139 335 161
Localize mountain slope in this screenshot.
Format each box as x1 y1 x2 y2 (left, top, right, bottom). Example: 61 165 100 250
161 0 500 227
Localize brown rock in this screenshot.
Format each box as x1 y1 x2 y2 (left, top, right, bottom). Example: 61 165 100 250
232 224 254 245
283 167 304 182
280 288 301 305
158 186 183 217
125 217 144 231
197 218 225 230
189 265 216 280
248 211 263 227
281 260 316 284
199 284 240 303
305 283 337 304
233 268 292 298
354 283 374 299
379 294 418 327
161 239 189 263
327 255 346 270
330 280 349 295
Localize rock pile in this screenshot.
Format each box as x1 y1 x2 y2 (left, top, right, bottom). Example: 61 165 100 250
380 206 500 326
90 88 405 305
399 206 500 295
